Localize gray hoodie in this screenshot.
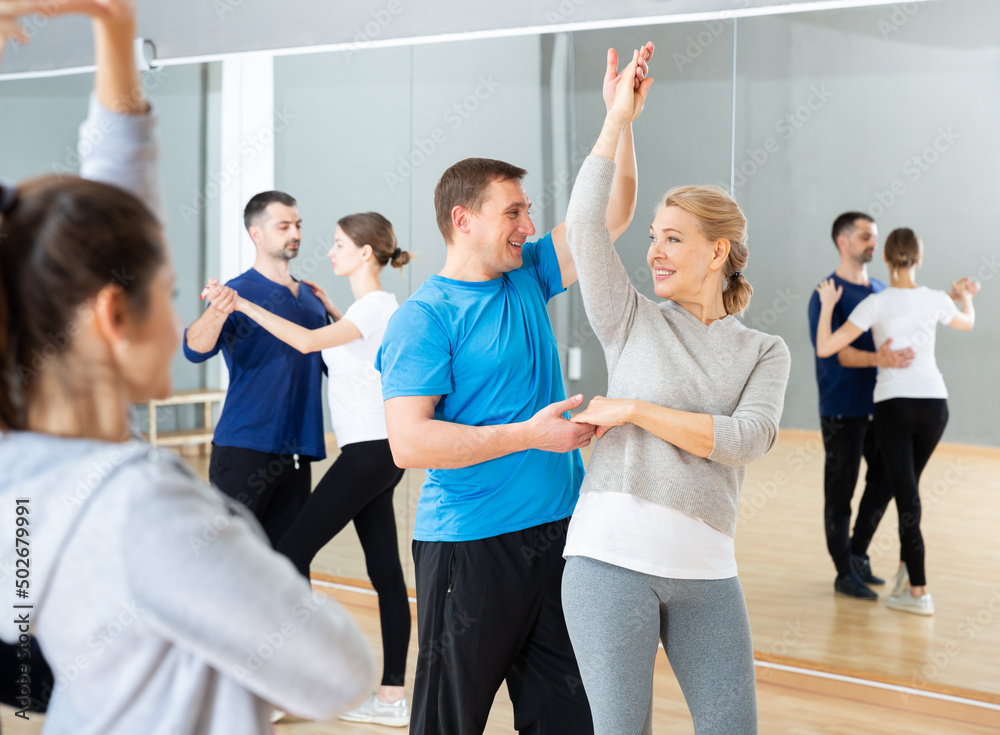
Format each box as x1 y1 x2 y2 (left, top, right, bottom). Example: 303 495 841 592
0 433 374 734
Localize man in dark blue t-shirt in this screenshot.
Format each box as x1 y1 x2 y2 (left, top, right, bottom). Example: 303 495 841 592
808 212 914 600
184 191 328 546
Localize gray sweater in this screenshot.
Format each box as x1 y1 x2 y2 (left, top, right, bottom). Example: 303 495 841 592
0 435 373 735
565 156 791 537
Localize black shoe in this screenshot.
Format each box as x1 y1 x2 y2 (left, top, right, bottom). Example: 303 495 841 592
835 570 879 600
850 554 886 586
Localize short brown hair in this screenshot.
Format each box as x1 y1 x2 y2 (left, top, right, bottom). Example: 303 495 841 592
434 158 527 242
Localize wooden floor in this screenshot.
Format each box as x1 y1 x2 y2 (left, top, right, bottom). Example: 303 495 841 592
5 431 999 733
4 585 998 734
297 430 1000 703
737 430 1000 700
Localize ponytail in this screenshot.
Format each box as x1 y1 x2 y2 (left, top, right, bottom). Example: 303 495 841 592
723 270 753 317
337 212 412 270
389 247 411 269
884 227 922 271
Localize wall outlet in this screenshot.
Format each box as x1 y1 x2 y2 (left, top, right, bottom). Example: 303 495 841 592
568 346 582 381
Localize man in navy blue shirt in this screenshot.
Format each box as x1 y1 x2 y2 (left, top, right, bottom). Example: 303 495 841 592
808 212 914 600
185 191 329 546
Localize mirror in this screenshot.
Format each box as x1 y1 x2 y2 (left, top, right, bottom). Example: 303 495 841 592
2 0 996 709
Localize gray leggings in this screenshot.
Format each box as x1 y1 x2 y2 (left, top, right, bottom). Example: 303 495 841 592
562 556 758 735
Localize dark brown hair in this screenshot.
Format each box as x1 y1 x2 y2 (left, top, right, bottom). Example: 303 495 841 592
337 212 410 269
831 211 874 249
884 227 922 270
0 175 165 429
660 185 753 316
244 190 297 232
434 158 527 242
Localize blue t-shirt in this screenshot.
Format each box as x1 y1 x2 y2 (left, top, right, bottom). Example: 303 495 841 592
807 272 886 418
183 268 328 459
376 233 583 542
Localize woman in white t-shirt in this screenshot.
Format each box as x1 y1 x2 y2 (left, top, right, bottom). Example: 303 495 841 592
205 213 412 726
816 227 978 616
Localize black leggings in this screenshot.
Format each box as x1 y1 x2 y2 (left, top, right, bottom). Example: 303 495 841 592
873 398 949 588
277 439 409 687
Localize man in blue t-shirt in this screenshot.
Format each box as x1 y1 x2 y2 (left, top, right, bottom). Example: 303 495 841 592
184 191 329 546
377 46 653 735
808 212 914 600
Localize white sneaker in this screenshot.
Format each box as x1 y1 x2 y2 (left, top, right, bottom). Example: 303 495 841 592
886 590 934 616
890 564 910 597
338 693 409 727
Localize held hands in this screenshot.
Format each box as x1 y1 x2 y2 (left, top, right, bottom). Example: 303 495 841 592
815 278 843 308
603 42 654 111
876 338 915 369
527 394 597 452
605 47 655 129
948 276 981 301
200 278 239 315
569 395 631 439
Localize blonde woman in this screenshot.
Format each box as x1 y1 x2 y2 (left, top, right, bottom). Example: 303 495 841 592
816 227 978 616
560 52 790 734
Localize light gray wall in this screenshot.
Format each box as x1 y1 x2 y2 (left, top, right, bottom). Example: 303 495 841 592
548 1 998 447
0 0 912 75
273 35 545 435
3 0 995 446
734 1 1000 445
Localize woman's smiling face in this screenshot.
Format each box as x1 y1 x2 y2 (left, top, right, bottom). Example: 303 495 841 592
647 205 721 302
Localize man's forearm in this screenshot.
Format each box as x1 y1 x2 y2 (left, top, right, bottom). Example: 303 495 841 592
836 346 876 368
185 310 228 353
390 419 531 470
607 122 638 240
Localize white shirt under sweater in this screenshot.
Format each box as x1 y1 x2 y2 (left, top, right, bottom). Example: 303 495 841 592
847 286 958 403
562 156 790 577
322 290 398 447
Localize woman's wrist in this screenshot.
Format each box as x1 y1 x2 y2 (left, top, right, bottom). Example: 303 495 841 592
622 398 641 426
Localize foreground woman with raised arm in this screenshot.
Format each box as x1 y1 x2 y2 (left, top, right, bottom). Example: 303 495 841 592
560 51 790 735
0 3 373 733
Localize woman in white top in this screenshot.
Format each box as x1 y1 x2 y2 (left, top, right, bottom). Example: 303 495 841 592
816 227 978 616
204 213 411 726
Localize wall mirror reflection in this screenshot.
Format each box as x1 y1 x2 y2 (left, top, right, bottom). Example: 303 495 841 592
1 0 997 732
